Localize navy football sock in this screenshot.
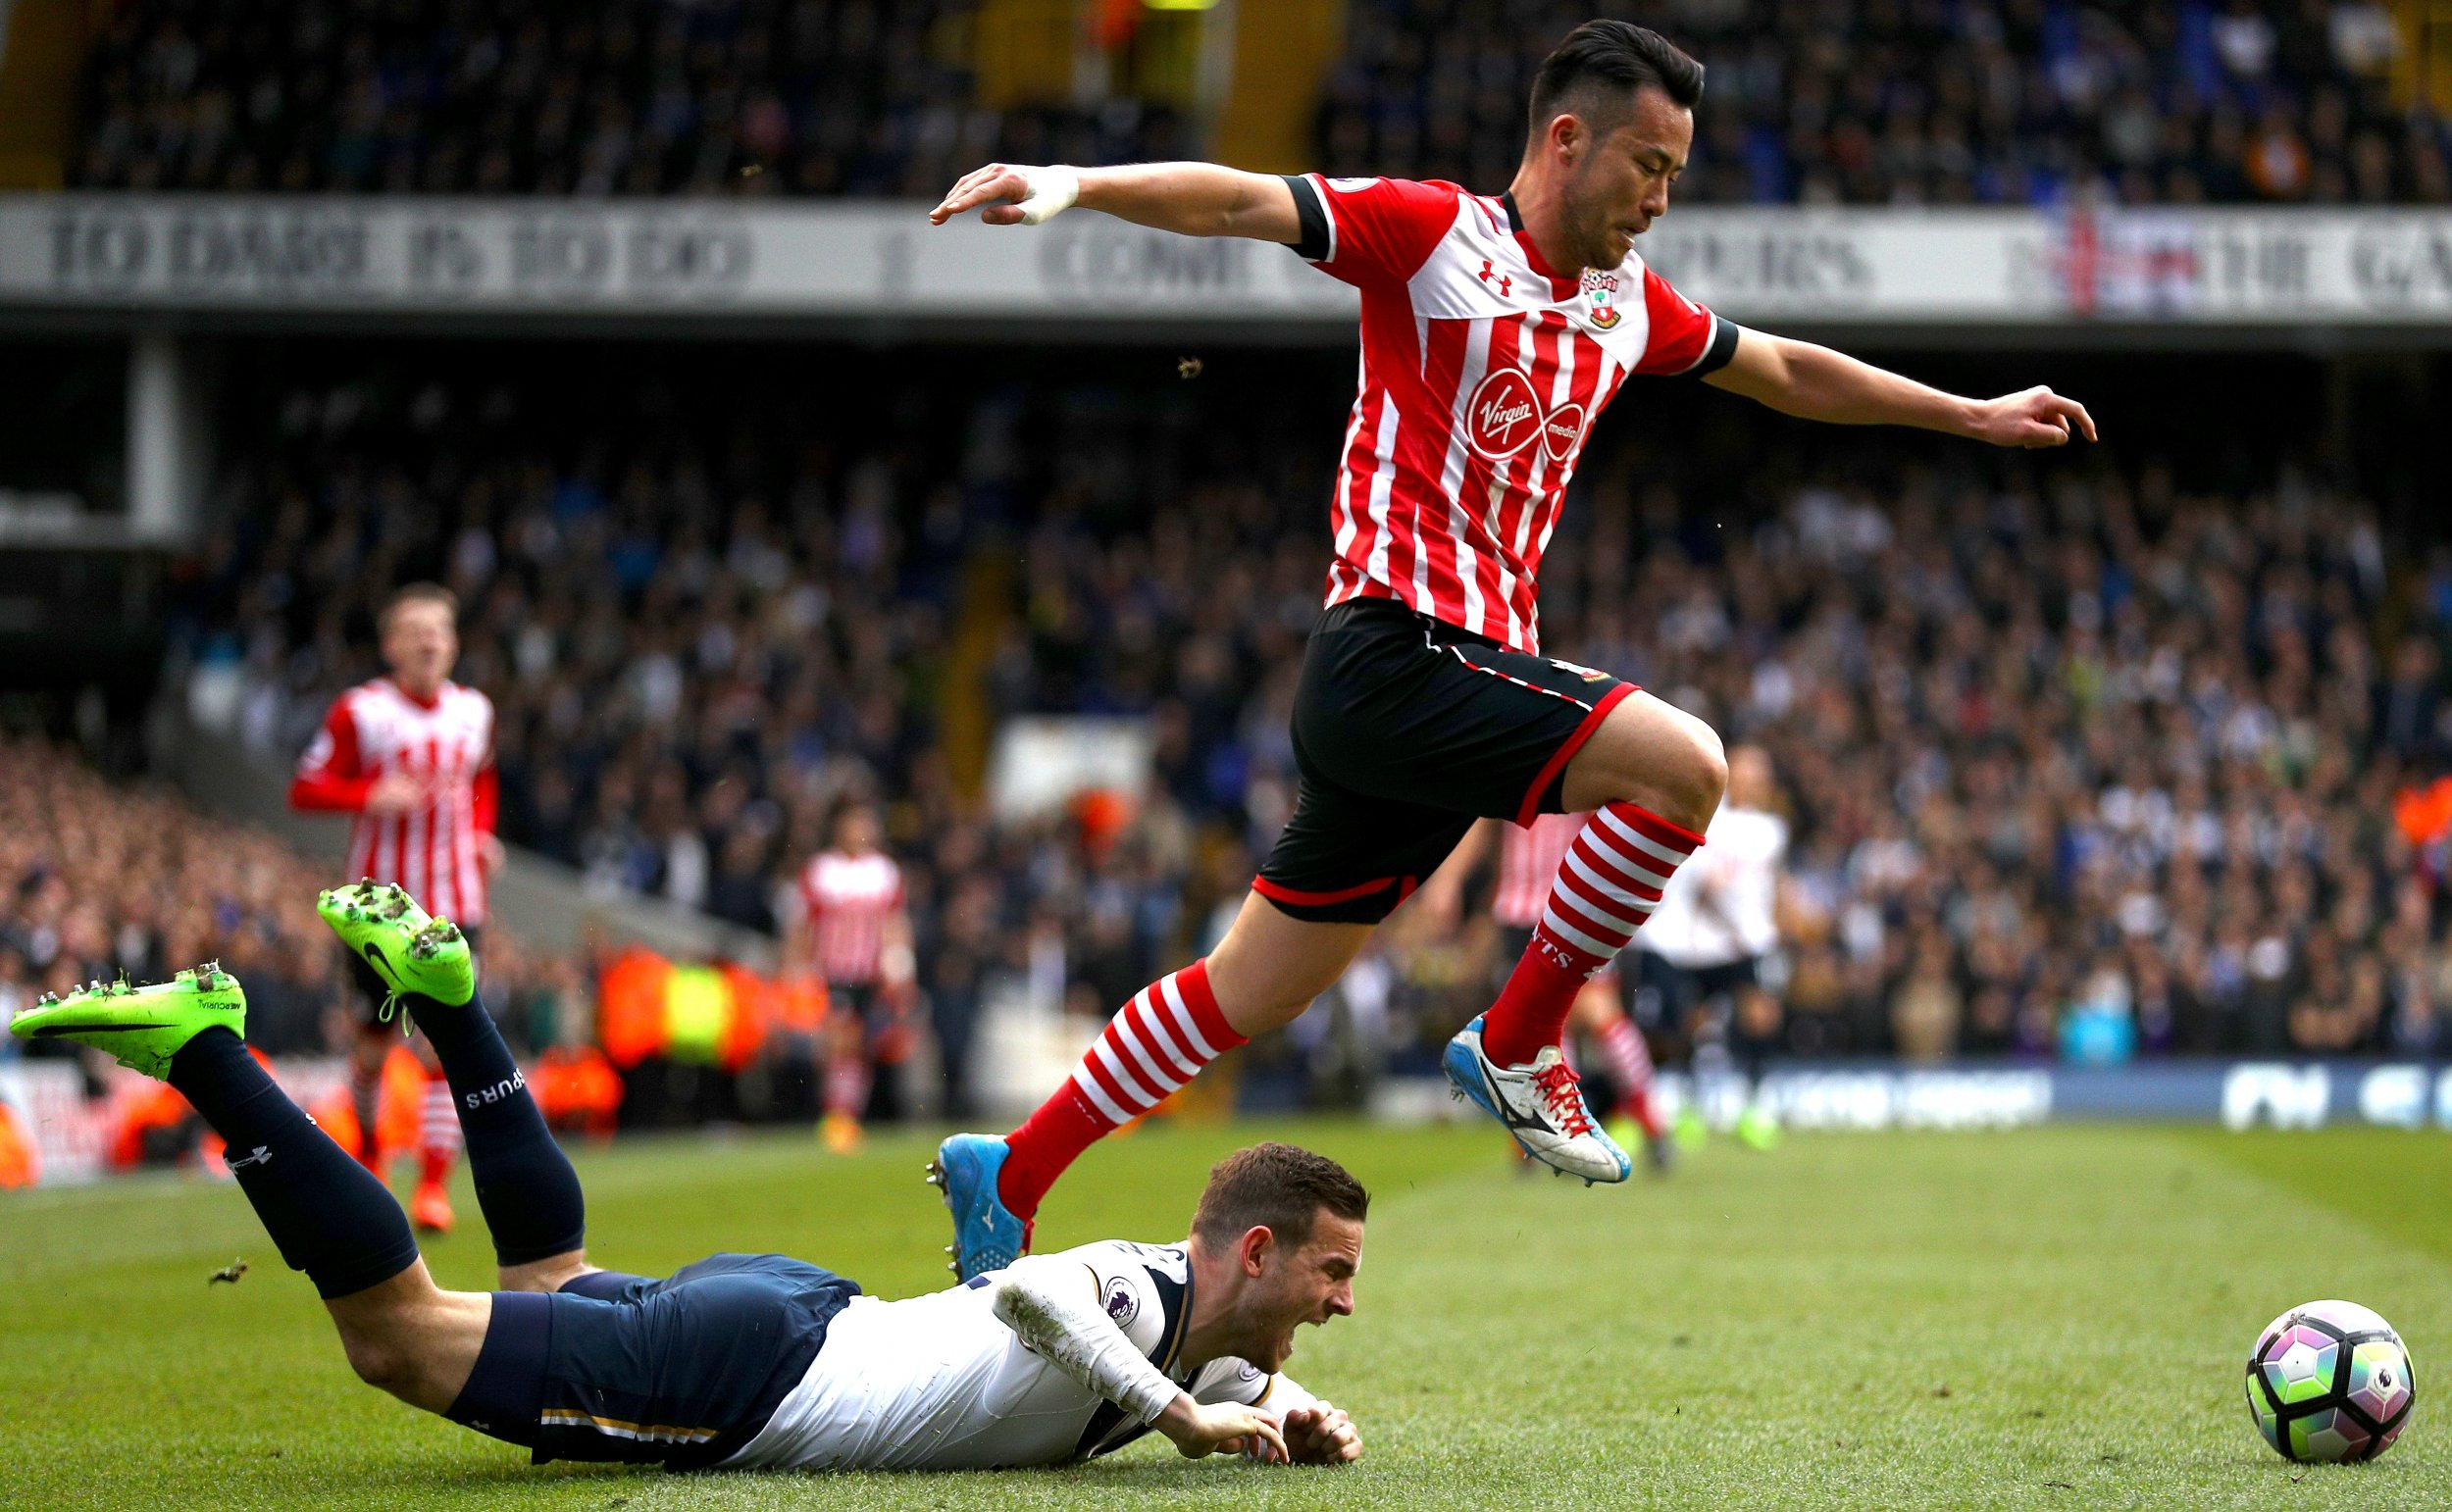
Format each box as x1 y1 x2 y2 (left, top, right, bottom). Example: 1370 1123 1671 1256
405 989 587 1266
444 1290 550 1448
166 1028 421 1299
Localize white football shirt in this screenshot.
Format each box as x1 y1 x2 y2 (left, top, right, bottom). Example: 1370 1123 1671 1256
722 1240 1310 1471
1635 805 1788 969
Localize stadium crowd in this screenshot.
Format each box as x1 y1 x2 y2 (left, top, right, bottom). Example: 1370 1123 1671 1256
0 736 346 1059
0 737 581 1066
128 347 2452 1110
71 0 1182 197
70 1 2447 206
1323 0 2444 205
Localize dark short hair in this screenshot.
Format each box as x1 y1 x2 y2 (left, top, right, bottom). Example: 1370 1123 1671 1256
1528 20 1704 140
1191 1142 1369 1250
379 581 458 635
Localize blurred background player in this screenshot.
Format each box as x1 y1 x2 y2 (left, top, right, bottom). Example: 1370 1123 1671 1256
1634 745 1789 1152
288 583 501 1230
1416 816 1671 1170
784 799 914 1154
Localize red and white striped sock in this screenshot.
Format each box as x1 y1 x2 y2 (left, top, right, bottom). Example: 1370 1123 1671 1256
418 1071 461 1185
1598 1016 1662 1138
1482 803 1702 1067
998 959 1247 1219
824 1053 872 1121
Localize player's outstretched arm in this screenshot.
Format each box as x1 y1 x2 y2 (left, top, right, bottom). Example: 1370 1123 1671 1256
1705 328 2097 449
991 1256 1290 1463
929 162 1302 243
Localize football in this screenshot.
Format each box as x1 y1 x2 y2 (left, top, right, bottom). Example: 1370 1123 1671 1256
2244 1300 2417 1463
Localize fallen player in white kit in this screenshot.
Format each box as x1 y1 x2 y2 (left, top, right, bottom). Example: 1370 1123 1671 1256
11 882 1364 1472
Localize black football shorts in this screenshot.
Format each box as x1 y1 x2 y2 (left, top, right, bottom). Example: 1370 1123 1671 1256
1254 598 1633 925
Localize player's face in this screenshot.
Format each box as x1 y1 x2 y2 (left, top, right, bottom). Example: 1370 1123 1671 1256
1244 1213 1363 1372
382 601 458 692
1564 89 1691 269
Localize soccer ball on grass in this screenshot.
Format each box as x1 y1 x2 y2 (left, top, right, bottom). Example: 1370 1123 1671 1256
2244 1299 2416 1463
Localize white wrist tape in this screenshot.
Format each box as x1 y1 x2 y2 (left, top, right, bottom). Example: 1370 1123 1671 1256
992 1257 1178 1424
1014 165 1081 226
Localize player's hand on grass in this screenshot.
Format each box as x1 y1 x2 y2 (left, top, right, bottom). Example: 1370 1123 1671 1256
1970 385 2097 448
1281 1401 1363 1464
1156 1394 1287 1462
929 164 1079 227
365 772 431 815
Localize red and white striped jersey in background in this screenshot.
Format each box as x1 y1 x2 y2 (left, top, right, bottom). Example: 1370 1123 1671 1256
795 850 905 986
1287 174 1735 655
290 680 497 927
1494 811 1588 930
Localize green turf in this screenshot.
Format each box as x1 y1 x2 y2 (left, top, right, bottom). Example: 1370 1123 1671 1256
2 1120 2445 1510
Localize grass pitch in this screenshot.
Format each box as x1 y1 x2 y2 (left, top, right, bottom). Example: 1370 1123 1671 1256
2 1119 2445 1511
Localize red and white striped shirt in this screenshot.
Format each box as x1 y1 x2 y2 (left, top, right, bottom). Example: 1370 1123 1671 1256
1494 811 1587 930
1289 175 1732 654
290 679 497 927
795 849 905 986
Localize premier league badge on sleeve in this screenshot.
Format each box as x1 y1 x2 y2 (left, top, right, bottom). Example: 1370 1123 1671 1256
1583 270 1621 329
1102 1274 1144 1328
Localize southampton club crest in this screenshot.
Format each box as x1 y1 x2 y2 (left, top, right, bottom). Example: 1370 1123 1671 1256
1582 270 1621 329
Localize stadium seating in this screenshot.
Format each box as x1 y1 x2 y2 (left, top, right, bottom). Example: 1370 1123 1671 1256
0 735 344 1055
164 352 2452 1068
0 737 567 1060
1321 1 2444 205
72 1 2447 205
71 0 1182 195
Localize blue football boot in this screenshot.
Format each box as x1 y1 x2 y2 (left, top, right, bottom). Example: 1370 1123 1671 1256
928 1133 1033 1281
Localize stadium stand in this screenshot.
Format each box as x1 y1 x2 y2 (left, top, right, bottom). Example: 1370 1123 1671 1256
68 2 2448 204
154 345 2452 1081
1321 1 2447 205
0 734 345 1056
69 0 1186 195
0 736 581 1063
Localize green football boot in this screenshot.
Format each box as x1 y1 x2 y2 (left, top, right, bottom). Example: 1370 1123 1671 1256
1672 1105 1709 1154
1733 1104 1783 1153
317 880 477 1016
7 964 246 1080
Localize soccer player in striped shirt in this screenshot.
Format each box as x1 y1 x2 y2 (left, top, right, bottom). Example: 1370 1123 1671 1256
784 801 915 1154
927 19 2093 1278
290 583 503 1234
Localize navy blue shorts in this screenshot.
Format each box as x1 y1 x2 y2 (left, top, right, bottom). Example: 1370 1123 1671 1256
533 1253 859 1469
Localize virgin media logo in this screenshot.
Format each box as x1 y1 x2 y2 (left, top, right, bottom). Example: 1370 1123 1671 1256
1465 367 1545 460
1542 401 1586 461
